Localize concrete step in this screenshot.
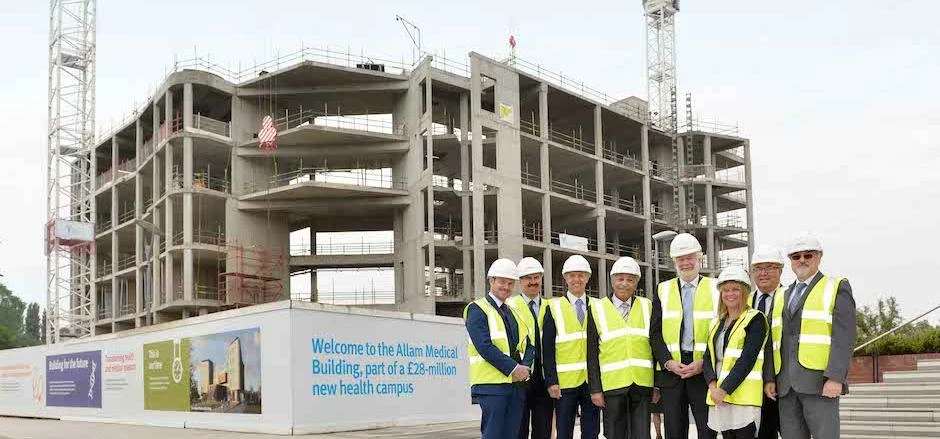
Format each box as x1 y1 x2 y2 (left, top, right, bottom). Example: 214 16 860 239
882 370 940 383
841 407 940 422
918 359 940 371
841 420 940 437
841 396 940 409
849 383 940 396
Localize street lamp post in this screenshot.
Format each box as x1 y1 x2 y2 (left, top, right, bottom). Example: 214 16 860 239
652 230 678 290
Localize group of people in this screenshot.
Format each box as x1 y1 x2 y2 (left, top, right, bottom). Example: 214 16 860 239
464 231 856 439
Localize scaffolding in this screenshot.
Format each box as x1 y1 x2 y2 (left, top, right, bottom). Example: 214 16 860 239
218 243 285 307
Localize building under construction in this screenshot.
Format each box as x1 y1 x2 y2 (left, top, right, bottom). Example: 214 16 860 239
87 49 752 333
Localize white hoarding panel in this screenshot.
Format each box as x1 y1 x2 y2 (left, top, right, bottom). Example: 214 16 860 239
292 303 477 434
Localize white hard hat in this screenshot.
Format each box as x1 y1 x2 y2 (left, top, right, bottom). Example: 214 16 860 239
487 258 519 280
670 233 702 258
750 245 785 266
717 266 751 289
610 257 642 278
561 255 592 275
516 257 544 277
787 232 823 255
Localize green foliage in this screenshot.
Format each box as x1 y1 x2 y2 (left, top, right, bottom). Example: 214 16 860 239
856 297 940 356
23 303 40 346
0 283 26 336
0 324 15 350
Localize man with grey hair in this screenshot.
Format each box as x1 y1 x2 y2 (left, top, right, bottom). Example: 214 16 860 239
749 245 786 439
769 233 856 439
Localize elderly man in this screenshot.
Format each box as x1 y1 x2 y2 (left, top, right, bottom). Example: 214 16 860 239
770 233 856 439
749 246 786 439
542 255 600 439
507 257 552 439
465 258 535 439
650 233 718 439
586 257 656 439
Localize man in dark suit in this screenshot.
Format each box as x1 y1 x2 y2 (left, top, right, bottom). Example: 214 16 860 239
542 255 600 439
749 246 786 439
765 233 856 439
465 258 535 439
508 257 553 439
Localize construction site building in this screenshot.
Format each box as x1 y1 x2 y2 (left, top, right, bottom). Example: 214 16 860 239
88 50 753 333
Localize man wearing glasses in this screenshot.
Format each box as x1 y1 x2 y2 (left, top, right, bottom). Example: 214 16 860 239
771 233 856 439
748 246 786 439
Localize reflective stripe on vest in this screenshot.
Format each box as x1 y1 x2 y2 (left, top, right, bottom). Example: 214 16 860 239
748 287 786 374
706 309 768 407
658 277 718 362
590 296 654 391
549 296 591 389
798 276 842 371
464 298 527 385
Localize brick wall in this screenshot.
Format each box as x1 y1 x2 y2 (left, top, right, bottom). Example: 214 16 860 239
848 353 940 384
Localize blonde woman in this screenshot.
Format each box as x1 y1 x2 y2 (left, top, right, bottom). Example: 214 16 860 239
703 267 769 438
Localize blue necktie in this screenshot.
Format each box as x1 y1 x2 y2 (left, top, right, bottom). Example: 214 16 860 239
681 283 695 352
575 298 585 326
788 283 807 314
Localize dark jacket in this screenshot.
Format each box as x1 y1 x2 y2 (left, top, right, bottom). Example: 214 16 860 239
703 313 768 395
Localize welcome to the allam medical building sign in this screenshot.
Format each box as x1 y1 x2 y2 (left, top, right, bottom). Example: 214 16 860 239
0 301 476 434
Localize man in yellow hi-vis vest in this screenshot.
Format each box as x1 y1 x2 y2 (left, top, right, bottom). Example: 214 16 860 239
771 233 856 439
465 258 535 439
586 257 657 439
650 233 718 439
748 246 786 439
542 255 600 439
507 257 552 439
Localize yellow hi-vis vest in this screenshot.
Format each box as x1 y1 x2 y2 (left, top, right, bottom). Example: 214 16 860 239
796 276 843 371
589 296 654 391
706 309 768 407
748 287 786 374
508 294 547 348
548 295 593 389
464 298 528 385
658 277 719 362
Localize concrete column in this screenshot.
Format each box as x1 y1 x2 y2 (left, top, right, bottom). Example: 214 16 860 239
459 92 473 300
183 135 194 301
538 83 552 296
470 61 487 300
594 106 606 298
425 77 435 313
165 90 174 138
743 140 755 260
704 135 715 270
151 152 162 312
164 141 174 304
183 83 193 129
309 227 318 302
135 120 144 322
641 126 654 296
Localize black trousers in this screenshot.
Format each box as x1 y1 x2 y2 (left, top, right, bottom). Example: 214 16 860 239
556 383 600 439
660 353 716 439
716 422 757 439
602 385 651 439
757 395 779 439
518 380 553 439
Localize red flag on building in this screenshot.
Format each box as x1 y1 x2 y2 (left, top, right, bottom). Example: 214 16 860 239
509 35 517 48
259 115 278 152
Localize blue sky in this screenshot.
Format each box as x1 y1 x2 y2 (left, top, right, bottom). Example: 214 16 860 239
1 0 938 322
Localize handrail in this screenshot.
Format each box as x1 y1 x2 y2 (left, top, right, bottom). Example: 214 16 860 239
854 303 940 352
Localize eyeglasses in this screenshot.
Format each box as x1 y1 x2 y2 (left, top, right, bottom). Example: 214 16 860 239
789 252 816 261
753 267 780 274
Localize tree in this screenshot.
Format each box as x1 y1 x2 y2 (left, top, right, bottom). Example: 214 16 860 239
856 296 940 356
856 297 904 344
24 303 40 345
0 283 25 338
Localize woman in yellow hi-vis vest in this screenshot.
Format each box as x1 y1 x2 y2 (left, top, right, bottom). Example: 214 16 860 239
703 267 769 439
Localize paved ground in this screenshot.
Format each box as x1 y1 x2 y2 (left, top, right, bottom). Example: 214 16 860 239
0 417 694 438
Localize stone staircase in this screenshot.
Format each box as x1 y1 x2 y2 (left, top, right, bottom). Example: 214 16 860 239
841 358 940 438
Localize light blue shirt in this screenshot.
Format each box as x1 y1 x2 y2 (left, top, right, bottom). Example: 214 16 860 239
680 276 700 352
